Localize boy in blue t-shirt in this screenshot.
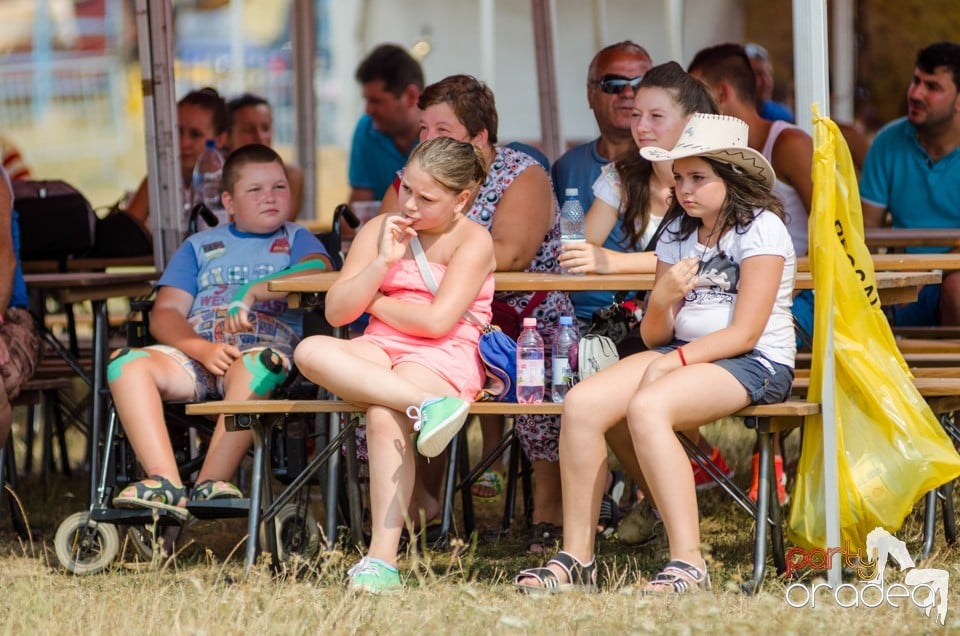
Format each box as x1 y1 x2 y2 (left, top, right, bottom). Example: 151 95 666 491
109 143 331 518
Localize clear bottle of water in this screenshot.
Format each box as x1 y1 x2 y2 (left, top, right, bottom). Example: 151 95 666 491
552 316 578 403
190 139 227 229
516 317 545 404
559 187 585 275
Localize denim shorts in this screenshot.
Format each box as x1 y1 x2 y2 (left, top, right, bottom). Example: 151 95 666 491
654 341 795 405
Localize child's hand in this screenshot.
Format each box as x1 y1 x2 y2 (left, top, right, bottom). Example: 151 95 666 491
648 257 700 309
225 301 253 334
378 214 416 264
199 342 242 376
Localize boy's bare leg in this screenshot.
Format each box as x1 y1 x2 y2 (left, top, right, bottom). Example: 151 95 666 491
108 349 196 484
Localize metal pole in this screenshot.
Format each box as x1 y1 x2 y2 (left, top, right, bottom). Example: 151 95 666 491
229 0 246 96
590 0 607 52
134 0 182 269
292 0 317 221
794 0 840 589
530 0 562 162
831 0 856 122
479 0 496 90
665 0 684 65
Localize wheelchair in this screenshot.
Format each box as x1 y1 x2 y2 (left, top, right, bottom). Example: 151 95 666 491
53 205 359 574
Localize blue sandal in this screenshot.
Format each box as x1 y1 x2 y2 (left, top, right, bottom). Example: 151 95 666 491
113 475 189 520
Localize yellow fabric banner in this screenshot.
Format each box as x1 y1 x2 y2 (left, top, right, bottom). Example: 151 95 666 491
786 108 960 550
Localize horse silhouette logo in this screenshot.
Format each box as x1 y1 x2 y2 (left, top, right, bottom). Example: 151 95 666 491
866 527 949 625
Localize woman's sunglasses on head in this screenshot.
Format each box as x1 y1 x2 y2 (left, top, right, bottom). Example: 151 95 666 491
592 74 643 95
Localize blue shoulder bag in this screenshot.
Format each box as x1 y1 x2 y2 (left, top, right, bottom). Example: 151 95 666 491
410 237 516 402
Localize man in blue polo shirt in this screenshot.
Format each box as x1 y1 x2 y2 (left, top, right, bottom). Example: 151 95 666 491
861 41 960 325
348 44 424 204
551 41 652 211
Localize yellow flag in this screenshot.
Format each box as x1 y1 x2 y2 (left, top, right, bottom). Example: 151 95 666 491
786 107 960 550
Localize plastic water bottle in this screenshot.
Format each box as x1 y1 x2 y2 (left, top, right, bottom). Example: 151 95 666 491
190 139 227 229
552 316 578 403
516 317 545 404
559 187 585 275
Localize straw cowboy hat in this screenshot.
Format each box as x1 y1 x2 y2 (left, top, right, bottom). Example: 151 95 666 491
639 113 776 190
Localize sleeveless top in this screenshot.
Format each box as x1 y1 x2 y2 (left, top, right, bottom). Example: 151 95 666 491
464 145 574 323
762 120 808 257
398 145 574 326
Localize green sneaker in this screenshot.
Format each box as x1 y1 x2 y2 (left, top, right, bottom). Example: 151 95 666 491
408 396 470 458
347 557 402 594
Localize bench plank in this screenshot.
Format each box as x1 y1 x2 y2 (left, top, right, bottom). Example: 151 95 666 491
185 398 819 418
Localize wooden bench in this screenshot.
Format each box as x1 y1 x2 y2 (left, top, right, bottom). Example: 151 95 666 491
3 377 76 540
186 397 818 590
12 377 76 481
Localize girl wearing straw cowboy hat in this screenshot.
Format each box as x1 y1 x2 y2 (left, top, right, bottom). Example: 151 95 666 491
515 113 796 595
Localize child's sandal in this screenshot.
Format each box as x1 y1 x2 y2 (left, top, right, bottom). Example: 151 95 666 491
190 480 243 502
113 475 189 520
641 559 712 595
514 550 598 594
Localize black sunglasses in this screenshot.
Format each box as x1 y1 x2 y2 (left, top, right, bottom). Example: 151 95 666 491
592 75 643 95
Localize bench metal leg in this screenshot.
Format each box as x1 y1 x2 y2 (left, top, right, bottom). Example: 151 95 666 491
921 488 938 560
458 430 475 538
244 423 267 573
1 443 32 540
438 431 462 549
50 390 72 478
325 412 342 550
344 420 364 548
744 427 773 594
502 430 521 532
942 482 957 545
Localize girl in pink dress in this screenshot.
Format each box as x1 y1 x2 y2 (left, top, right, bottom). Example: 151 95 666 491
294 137 495 594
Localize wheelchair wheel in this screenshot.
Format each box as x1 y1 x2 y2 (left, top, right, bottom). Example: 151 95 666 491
126 525 155 561
260 503 320 563
126 524 180 561
54 511 121 575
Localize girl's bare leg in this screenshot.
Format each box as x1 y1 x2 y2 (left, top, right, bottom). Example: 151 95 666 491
295 335 438 409
627 364 749 566
364 362 460 566
517 351 659 586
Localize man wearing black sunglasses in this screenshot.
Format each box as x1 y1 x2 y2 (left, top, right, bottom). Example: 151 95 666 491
551 41 652 213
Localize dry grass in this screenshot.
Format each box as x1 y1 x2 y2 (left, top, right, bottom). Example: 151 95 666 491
2 420 959 634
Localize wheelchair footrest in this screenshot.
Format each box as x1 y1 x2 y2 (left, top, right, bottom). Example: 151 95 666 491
90 507 183 526
187 498 251 519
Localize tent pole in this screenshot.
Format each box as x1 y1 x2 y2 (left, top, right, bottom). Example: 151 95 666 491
530 0 561 161
134 0 181 269
794 0 841 589
292 0 317 221
830 0 856 122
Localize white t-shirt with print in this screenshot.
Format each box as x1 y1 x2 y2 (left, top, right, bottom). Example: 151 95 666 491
655 209 796 366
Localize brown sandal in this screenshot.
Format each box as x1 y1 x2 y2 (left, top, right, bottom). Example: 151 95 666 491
641 559 711 595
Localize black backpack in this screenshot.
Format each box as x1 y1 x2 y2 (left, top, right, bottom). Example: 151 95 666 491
13 179 97 261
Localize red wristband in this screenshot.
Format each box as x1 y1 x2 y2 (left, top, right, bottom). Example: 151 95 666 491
677 346 687 366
